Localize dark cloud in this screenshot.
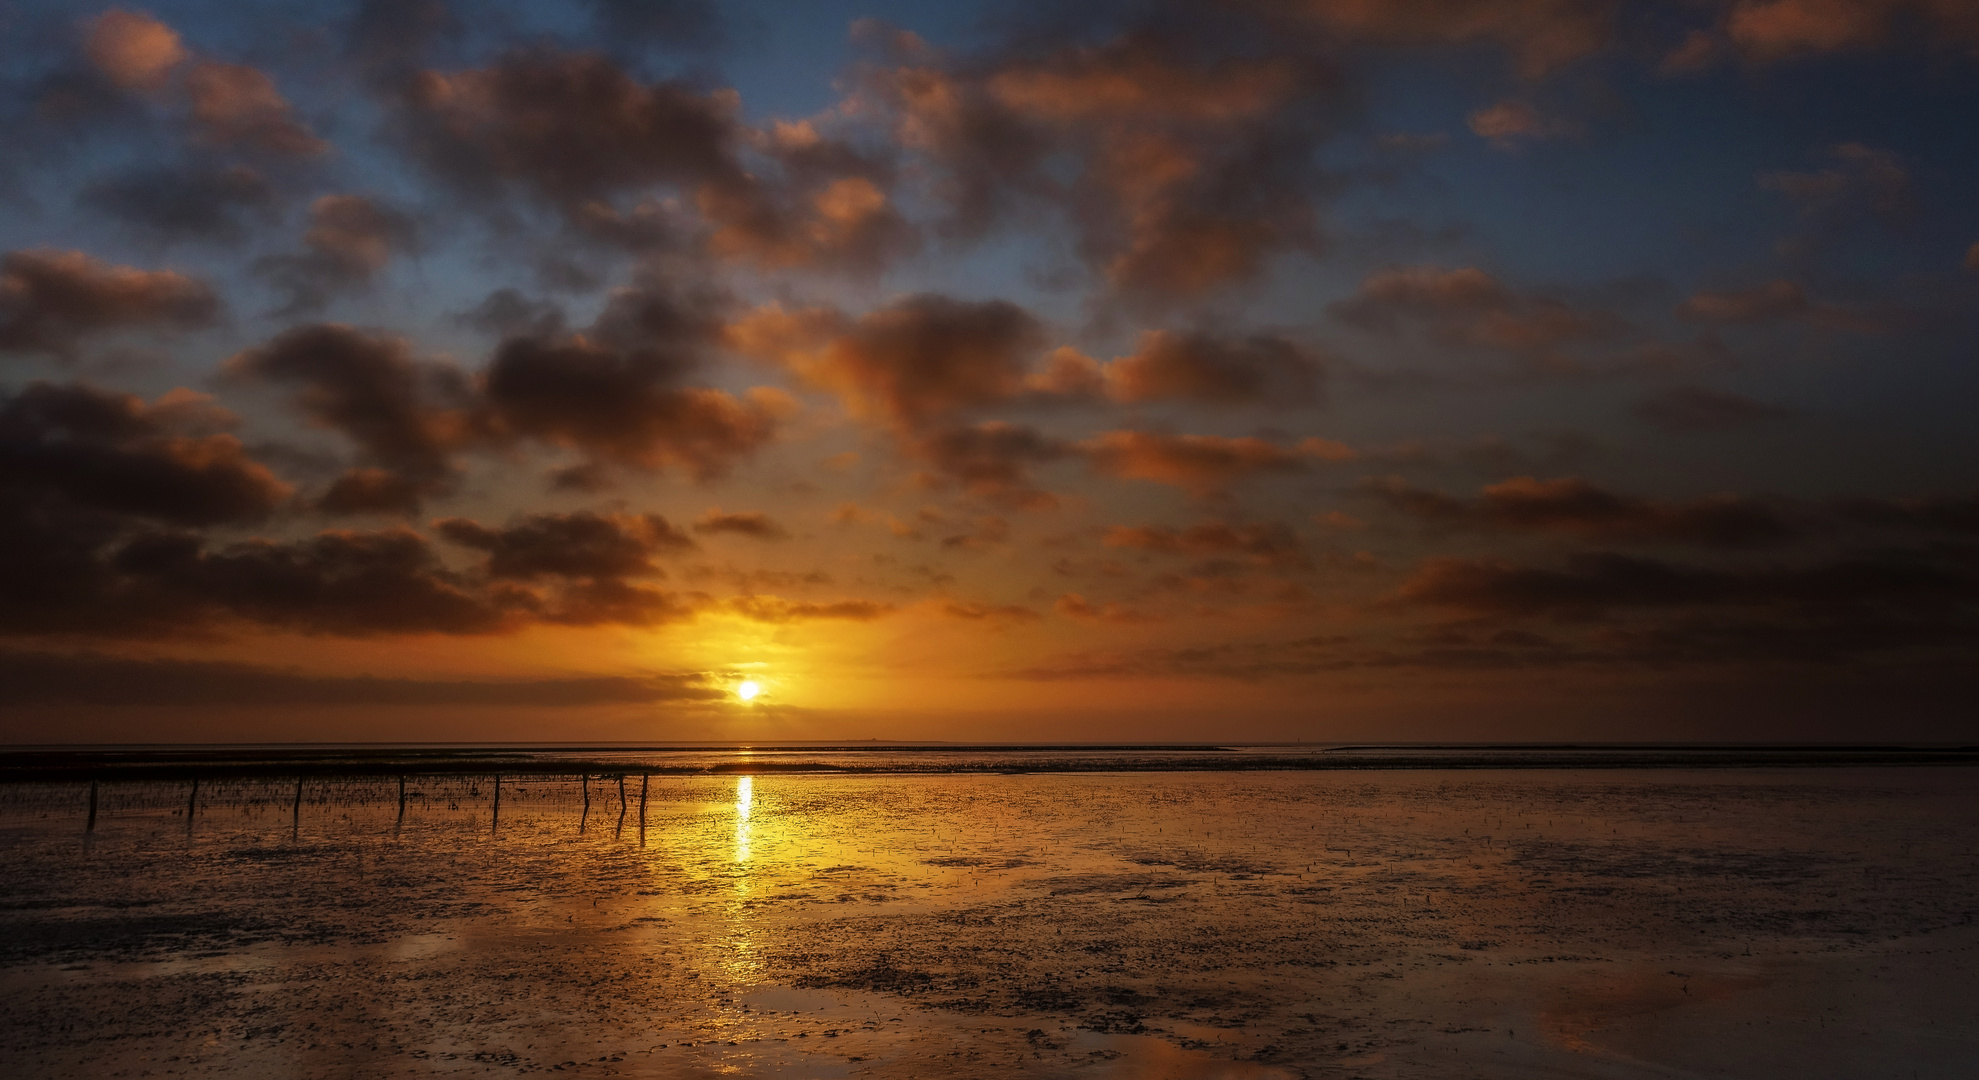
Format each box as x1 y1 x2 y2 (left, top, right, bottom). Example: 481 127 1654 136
456 289 567 338
692 509 789 540
1079 430 1351 493
1632 386 1795 432
0 381 289 526
1103 329 1325 405
482 333 783 482
853 25 1339 302
1364 475 1799 547
941 600 1041 622
749 294 1046 429
913 421 1071 508
718 596 895 622
1394 550 1974 619
1835 493 1979 534
1274 0 1620 78
345 0 463 90
393 48 742 207
437 511 694 579
1054 592 1160 624
1103 521 1311 568
78 163 275 245
224 324 472 510
0 650 723 707
136 527 505 636
1677 279 1808 324
701 124 920 275
0 249 220 358
1760 143 1910 233
228 282 779 503
1330 265 1621 365
257 195 419 313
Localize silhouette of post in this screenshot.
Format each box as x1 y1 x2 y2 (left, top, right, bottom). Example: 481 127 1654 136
492 774 502 833
580 775 590 834
86 779 97 833
186 778 198 834
638 774 649 845
396 776 407 828
291 776 303 837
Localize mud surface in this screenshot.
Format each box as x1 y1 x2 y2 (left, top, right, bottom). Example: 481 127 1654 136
2 768 1976 1077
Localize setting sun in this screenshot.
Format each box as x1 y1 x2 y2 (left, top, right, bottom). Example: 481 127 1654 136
736 680 761 702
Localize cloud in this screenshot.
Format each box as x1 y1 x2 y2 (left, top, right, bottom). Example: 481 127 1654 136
1632 386 1795 432
1835 493 1979 533
0 650 724 707
1103 521 1311 568
913 421 1071 508
1364 475 1799 547
393 48 743 207
83 9 189 93
183 61 328 156
437 511 694 580
1080 430 1351 493
1467 99 1571 146
1330 265 1618 365
1760 143 1909 230
718 596 895 623
749 294 1047 429
692 509 789 540
224 324 473 510
482 333 785 483
1101 329 1325 406
79 163 275 245
1283 0 1619 78
0 249 220 358
1055 592 1160 624
700 122 920 274
941 600 1041 622
258 195 419 313
853 26 1336 301
1 381 290 526
1724 0 1979 60
1677 279 1808 323
1393 549 1973 619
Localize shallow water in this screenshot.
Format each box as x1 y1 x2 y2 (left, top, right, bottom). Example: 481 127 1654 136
2 767 1977 1077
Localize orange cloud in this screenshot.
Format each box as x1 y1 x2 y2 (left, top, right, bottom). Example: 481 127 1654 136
84 9 188 92
1079 430 1350 493
183 61 327 155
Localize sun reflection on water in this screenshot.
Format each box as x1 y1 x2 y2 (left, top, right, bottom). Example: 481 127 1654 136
734 775 753 863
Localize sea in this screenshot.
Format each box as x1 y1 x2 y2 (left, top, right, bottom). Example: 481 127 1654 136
2 744 1975 1078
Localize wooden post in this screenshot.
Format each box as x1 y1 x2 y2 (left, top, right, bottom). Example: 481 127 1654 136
615 775 627 837
291 776 303 837
492 774 502 833
396 776 407 826
580 775 590 834
86 779 97 833
186 778 198 833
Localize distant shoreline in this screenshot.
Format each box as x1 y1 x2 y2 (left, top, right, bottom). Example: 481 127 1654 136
3 743 1974 782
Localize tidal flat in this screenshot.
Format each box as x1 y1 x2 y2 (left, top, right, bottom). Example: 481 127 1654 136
2 764 1976 1078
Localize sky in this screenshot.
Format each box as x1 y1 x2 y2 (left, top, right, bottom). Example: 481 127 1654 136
1 0 1976 744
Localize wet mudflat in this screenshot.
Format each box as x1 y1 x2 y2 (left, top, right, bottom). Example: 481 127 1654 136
2 767 1976 1078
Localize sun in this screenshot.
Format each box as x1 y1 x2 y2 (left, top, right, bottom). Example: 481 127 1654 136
736 680 761 702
